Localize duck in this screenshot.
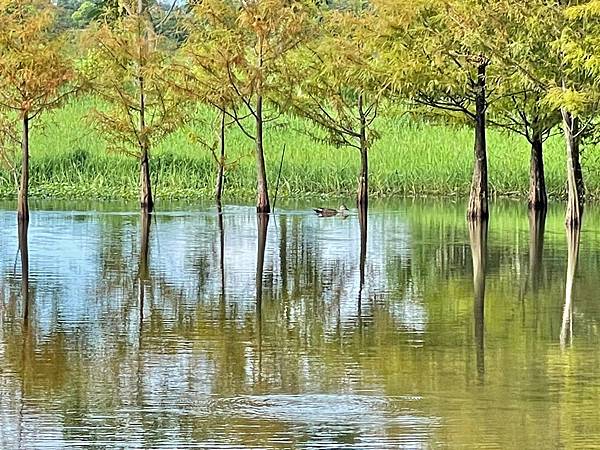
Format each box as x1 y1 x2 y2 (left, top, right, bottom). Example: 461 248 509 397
313 204 349 217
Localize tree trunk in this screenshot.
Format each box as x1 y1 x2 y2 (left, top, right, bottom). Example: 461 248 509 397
357 94 368 209
138 67 153 212
528 130 547 210
467 63 489 221
216 110 226 207
255 95 270 214
561 109 584 227
140 147 153 213
18 113 30 223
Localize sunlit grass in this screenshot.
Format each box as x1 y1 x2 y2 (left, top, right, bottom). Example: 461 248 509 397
0 97 592 201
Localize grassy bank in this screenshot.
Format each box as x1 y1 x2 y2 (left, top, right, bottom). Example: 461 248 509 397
0 98 597 202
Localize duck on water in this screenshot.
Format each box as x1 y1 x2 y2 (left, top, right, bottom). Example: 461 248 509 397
313 205 350 217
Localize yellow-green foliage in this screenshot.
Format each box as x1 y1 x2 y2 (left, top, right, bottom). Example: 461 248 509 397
81 0 183 156
0 0 74 117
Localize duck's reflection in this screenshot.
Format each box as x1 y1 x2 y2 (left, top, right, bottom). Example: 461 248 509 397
469 219 488 382
560 225 581 348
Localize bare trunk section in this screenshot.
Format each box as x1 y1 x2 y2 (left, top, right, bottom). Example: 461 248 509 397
357 95 368 209
137 1 153 213
467 64 489 221
561 109 584 228
254 33 270 215
216 110 226 208
255 96 270 213
140 147 153 213
528 130 547 210
139 74 153 212
469 219 488 382
18 114 29 223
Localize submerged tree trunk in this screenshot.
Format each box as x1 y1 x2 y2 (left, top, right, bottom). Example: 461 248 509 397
216 110 226 207
467 63 489 221
561 109 584 227
18 113 30 223
255 95 270 214
528 130 547 211
357 95 368 209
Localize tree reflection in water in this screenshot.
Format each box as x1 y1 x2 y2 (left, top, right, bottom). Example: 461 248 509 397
1 202 600 448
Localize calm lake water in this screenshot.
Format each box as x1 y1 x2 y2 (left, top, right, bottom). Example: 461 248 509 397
1 199 600 449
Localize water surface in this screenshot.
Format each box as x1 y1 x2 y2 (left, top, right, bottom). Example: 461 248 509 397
1 199 599 448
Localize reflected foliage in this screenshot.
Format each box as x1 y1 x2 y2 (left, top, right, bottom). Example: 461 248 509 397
0 200 599 448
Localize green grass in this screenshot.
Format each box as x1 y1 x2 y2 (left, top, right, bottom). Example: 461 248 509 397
1 97 598 201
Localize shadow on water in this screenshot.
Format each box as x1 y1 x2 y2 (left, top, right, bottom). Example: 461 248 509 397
560 225 581 349
528 209 546 297
469 219 487 383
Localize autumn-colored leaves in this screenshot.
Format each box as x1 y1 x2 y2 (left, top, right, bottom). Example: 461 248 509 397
0 0 599 227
